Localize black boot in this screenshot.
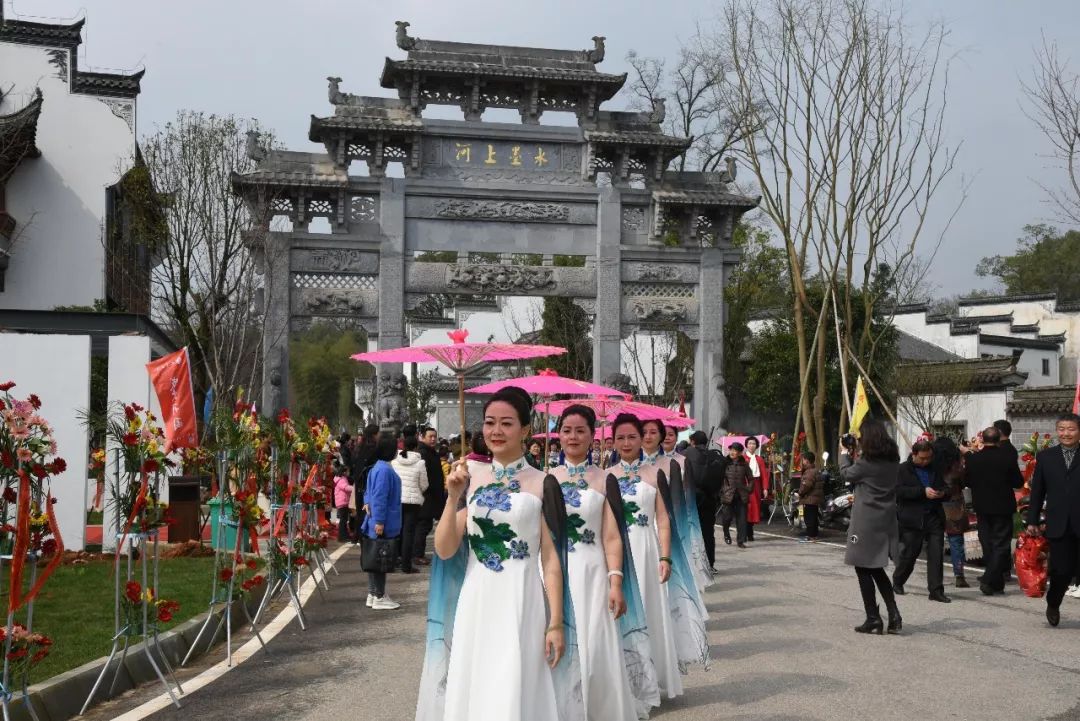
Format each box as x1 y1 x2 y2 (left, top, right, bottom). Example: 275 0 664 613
855 606 884 635
885 600 903 634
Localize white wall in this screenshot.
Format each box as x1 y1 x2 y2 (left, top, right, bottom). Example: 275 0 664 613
978 342 1060 387
102 335 165 551
896 390 1009 448
0 42 136 310
0 333 90 550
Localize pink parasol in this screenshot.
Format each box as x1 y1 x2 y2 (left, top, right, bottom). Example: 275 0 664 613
663 414 696 429
469 369 628 469
351 329 566 446
534 426 613 441
538 397 676 422
466 368 630 398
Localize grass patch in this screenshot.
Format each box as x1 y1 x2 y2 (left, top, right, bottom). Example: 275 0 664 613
21 556 217 684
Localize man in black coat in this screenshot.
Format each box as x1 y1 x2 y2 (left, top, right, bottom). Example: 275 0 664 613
1027 413 1080 627
964 426 1024 595
892 438 951 602
993 419 1020 466
412 425 447 567
683 430 724 569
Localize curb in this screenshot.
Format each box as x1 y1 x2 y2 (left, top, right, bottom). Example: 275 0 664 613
9 595 261 721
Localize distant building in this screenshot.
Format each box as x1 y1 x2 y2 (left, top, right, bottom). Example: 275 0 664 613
0 6 150 311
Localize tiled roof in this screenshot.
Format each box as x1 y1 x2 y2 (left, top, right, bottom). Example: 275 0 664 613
896 355 1028 393
309 113 423 140
71 69 144 99
896 330 960 363
979 333 1062 350
1007 385 1076 415
231 151 347 190
382 58 626 88
585 129 692 148
958 292 1057 306
652 189 760 209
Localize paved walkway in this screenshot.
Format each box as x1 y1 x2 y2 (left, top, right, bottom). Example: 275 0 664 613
88 525 1080 721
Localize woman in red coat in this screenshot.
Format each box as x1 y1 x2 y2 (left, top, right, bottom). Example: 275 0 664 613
744 437 770 542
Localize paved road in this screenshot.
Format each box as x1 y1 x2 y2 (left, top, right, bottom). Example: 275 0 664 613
89 525 1080 721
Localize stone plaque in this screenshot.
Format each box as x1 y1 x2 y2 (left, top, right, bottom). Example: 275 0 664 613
442 139 563 172
297 249 379 273
446 264 556 293
434 199 570 222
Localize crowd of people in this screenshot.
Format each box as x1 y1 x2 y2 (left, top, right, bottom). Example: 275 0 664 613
326 396 1080 719
840 413 1080 633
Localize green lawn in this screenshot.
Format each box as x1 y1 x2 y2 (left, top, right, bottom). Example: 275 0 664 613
20 556 217 684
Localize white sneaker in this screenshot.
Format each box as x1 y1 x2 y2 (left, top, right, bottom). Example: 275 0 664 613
372 596 401 610
366 593 375 608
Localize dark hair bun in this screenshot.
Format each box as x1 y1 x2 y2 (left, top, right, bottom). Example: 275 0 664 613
611 412 644 436
484 385 533 426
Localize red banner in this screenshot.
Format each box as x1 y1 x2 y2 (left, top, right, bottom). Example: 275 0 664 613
1073 366 1080 415
146 348 199 453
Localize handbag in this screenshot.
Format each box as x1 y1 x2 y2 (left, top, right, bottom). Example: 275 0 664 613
360 535 401 573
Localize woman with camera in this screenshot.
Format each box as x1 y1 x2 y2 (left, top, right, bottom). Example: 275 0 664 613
841 420 903 634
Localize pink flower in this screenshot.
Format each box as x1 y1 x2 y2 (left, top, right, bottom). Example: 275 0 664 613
16 449 32 463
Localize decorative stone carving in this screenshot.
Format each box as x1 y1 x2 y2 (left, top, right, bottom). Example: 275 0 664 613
349 195 377 222
327 76 363 106
435 199 570 222
395 20 418 51
377 372 409 432
632 299 689 323
621 207 645 232
245 130 267 162
99 99 134 131
303 290 364 315
562 145 582 172
649 98 666 125
421 166 585 186
637 265 679 282
587 36 606 64
308 249 373 272
447 264 556 293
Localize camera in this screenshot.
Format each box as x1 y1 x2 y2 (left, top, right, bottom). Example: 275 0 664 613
840 433 857 451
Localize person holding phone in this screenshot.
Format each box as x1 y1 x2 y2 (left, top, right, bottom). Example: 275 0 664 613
892 436 951 603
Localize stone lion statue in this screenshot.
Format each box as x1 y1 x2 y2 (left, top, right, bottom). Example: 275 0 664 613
377 372 409 431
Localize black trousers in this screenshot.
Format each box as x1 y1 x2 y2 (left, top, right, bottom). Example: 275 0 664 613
336 507 351 542
697 501 717 568
1046 530 1080 609
977 513 1014 591
855 566 897 616
804 504 820 539
893 512 945 594
722 497 748 545
367 571 386 598
412 509 434 560
400 503 422 570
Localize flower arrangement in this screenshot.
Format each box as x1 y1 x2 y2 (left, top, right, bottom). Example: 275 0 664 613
88 447 106 485
0 624 52 681
216 554 266 598
121 580 180 633
1020 432 1054 492
103 403 174 531
180 446 214 477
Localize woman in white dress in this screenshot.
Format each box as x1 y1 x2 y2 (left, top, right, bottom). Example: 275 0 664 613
641 420 712 592
552 405 656 720
416 387 582 721
610 414 684 700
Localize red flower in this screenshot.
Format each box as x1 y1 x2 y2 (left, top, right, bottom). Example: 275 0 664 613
246 559 257 570
7 648 26 661
31 649 49 664
219 567 234 582
125 581 142 604
122 433 138 446
40 539 57 557
49 458 67 474
157 609 173 623
30 465 47 480
0 382 15 392
0 452 12 469
294 557 308 567
2 487 16 504
27 394 41 410
277 409 291 424
141 459 160 474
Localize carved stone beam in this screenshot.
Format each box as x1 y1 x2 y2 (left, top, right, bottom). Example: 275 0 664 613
521 80 542 125
652 148 664 183
296 189 308 226
370 133 386 178
335 188 347 231
335 131 348 168
615 147 631 186
464 76 484 121
685 204 699 245
410 71 422 113
408 136 422 176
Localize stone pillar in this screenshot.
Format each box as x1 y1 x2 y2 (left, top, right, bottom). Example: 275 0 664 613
694 246 726 436
376 178 408 433
261 231 292 415
593 186 622 384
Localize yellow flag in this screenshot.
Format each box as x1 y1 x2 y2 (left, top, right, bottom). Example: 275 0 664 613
850 376 871 435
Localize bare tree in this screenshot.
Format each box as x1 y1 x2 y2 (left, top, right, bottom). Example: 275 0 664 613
894 362 973 437
1023 35 1080 227
141 111 276 413
721 0 960 452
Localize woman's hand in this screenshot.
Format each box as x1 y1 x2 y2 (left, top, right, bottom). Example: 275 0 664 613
545 626 565 668
658 559 672 583
445 460 470 502
608 581 627 620
374 523 384 536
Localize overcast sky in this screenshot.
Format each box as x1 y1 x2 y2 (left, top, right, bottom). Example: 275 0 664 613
13 0 1080 301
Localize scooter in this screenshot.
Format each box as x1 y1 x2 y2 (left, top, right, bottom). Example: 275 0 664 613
820 475 854 530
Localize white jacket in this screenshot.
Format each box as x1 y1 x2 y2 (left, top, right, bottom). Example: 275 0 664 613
393 451 429 506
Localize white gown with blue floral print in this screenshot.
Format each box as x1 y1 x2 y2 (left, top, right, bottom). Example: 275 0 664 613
441 459 559 721
555 464 638 721
619 462 684 699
